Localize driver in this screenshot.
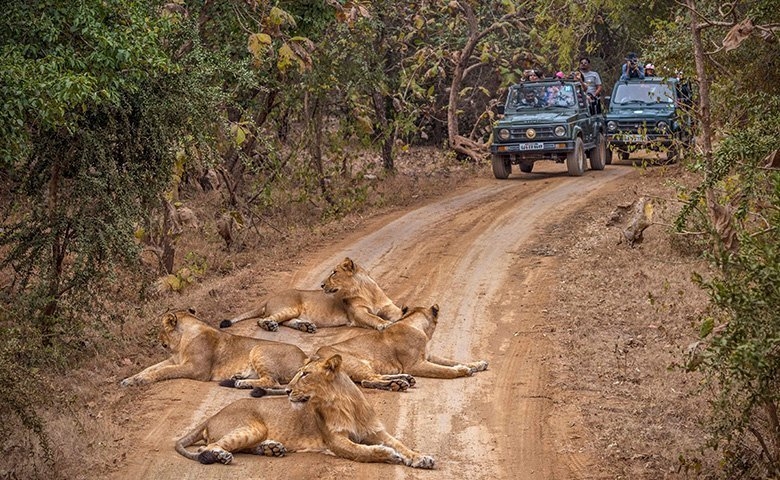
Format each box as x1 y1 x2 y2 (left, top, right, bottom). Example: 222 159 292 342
520 89 543 107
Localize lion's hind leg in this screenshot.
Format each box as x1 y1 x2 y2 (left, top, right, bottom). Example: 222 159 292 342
282 319 317 333
199 422 269 465
428 355 489 375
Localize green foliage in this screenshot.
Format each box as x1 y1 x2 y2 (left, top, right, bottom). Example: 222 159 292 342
0 0 223 453
679 92 780 477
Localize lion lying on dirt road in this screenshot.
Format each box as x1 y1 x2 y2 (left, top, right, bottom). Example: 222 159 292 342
254 305 488 395
120 309 307 390
175 354 435 469
312 305 488 391
219 257 405 333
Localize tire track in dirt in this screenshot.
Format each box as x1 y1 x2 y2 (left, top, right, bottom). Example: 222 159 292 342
110 165 631 480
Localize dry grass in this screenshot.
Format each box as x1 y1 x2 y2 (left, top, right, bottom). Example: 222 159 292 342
545 163 718 478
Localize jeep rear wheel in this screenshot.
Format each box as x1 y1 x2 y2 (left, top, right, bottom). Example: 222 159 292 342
566 137 585 176
605 147 613 165
519 162 533 173
588 133 606 170
491 154 511 179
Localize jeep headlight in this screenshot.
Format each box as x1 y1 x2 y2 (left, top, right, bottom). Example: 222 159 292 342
498 128 510 141
554 125 566 137
657 121 669 132
607 121 617 132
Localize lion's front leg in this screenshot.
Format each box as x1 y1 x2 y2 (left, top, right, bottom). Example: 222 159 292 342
367 430 435 469
120 358 183 387
324 432 404 465
346 304 392 330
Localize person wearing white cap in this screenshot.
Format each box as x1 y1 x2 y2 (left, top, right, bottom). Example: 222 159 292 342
645 63 656 76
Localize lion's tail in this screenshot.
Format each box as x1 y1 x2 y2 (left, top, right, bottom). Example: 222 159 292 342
175 421 208 461
219 303 267 328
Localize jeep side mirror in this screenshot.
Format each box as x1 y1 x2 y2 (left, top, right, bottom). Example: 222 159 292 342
496 105 505 115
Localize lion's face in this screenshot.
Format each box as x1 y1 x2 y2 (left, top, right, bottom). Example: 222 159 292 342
287 355 342 404
321 258 357 294
157 308 196 351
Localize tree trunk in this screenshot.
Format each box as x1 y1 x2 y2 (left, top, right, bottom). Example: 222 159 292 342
446 5 484 161
688 0 739 253
372 91 394 171
309 97 333 205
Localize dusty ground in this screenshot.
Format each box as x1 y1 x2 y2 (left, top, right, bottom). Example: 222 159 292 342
32 153 716 479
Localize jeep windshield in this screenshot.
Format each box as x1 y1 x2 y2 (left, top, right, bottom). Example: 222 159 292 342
505 82 577 112
611 81 675 106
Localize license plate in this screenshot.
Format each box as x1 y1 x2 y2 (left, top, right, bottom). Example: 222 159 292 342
516 142 544 151
623 134 646 142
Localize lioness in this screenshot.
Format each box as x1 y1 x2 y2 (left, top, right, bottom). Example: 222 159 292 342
120 309 307 390
175 355 435 469
219 257 404 333
310 305 488 392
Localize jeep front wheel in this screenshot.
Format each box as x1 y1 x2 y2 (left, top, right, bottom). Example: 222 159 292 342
566 137 586 176
589 133 606 171
492 154 511 179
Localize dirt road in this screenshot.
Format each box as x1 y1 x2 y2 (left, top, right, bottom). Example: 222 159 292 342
112 163 632 480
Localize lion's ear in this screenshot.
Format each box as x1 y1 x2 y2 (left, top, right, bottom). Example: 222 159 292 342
162 312 178 331
325 354 342 373
341 257 355 272
431 304 439 318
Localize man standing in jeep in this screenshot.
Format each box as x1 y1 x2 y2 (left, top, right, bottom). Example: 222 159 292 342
620 52 645 80
578 57 603 113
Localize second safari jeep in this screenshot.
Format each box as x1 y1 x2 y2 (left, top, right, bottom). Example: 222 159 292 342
490 80 606 178
605 76 694 163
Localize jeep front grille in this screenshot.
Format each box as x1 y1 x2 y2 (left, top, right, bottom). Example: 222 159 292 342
505 126 558 141
612 120 665 134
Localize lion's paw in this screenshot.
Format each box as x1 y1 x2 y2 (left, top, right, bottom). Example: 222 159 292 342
377 446 404 464
412 455 435 469
386 379 411 391
233 379 252 389
258 319 279 332
255 440 287 457
198 448 233 465
295 321 317 334
376 321 392 331
402 374 416 387
119 376 144 387
469 360 489 373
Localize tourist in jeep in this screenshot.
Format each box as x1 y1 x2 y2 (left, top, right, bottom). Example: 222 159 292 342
578 57 603 113
620 52 645 80
519 88 544 107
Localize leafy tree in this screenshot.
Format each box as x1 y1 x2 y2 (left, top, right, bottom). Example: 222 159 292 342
0 0 221 334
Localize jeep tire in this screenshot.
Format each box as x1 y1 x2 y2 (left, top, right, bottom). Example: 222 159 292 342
588 133 606 170
492 154 511 179
566 137 586 176
519 162 533 173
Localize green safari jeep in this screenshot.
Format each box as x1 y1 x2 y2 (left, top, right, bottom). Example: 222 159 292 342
605 77 694 163
490 80 607 178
